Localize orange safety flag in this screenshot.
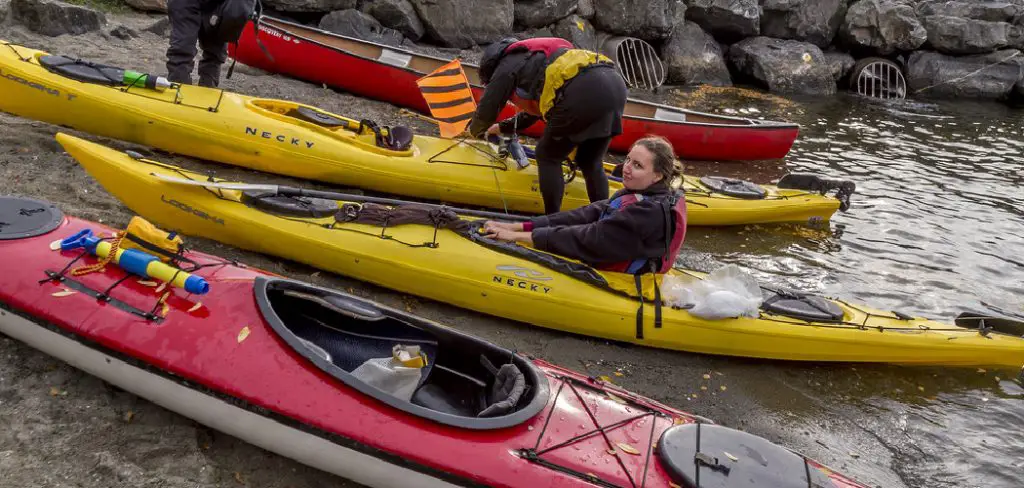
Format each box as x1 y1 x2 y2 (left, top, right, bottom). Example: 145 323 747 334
416 59 477 138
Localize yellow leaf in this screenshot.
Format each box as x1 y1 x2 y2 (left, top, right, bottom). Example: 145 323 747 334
617 442 640 455
155 281 168 293
188 302 203 313
606 392 628 404
123 410 135 423
977 368 987 374
700 386 708 391
161 302 170 317
994 376 1001 382
598 375 614 384
720 385 728 391
670 483 682 488
49 386 61 396
576 19 585 31
918 386 925 392
237 326 251 343
51 289 76 297
233 471 245 485
702 374 711 380
137 280 158 287
606 448 616 455
724 451 739 462
613 371 624 377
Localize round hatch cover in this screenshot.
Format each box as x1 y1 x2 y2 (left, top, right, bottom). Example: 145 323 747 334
0 197 63 240
657 423 836 488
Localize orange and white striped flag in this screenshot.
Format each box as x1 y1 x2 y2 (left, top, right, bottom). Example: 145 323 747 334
416 59 477 138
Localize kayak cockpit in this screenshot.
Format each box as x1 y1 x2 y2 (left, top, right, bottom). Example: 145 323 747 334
247 100 415 153
254 277 549 429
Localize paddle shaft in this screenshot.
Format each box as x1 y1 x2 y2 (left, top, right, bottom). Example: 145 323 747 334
275 187 532 222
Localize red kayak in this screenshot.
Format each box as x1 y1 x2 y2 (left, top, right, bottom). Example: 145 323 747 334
0 196 864 488
230 17 800 161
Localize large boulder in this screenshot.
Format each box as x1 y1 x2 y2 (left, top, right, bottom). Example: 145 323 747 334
907 48 1024 99
728 36 836 95
661 20 731 85
840 0 926 54
262 0 354 12
577 0 593 18
551 14 598 51
685 0 759 43
123 0 166 12
915 0 1023 23
822 49 855 81
514 0 577 28
10 0 105 36
410 0 513 48
363 0 425 41
920 15 1020 55
319 9 405 46
591 0 680 42
759 0 847 48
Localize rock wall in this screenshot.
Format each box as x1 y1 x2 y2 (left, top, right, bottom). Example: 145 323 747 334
12 0 1024 102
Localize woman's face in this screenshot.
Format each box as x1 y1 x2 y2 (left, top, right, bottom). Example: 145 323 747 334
621 145 664 190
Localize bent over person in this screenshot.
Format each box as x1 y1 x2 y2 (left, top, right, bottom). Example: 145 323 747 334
469 37 628 214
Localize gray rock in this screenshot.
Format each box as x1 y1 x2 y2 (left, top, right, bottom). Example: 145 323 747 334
143 17 171 36
686 0 760 43
109 25 140 40
759 0 847 48
1 0 10 22
262 0 354 12
822 49 855 80
363 0 425 40
916 0 1022 23
319 9 405 46
10 0 106 36
514 0 576 28
840 0 926 55
551 14 597 50
123 0 166 13
728 36 836 94
592 0 680 42
661 20 731 85
577 0 593 18
410 0 513 48
907 48 1024 99
921 14 1018 54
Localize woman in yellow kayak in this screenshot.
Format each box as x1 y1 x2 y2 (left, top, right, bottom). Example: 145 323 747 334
484 136 687 275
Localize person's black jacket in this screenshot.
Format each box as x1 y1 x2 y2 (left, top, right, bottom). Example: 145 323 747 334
527 180 680 267
468 51 545 137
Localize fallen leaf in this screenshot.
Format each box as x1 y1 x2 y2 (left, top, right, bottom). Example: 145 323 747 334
237 326 251 343
527 425 534 431
702 374 711 380
161 302 170 317
576 19 585 31
673 417 686 425
606 392 628 404
720 385 728 391
123 410 135 423
617 443 640 455
51 289 76 297
613 371 624 377
700 386 708 391
233 471 245 485
599 375 614 384
670 483 682 488
137 280 158 287
587 472 598 479
155 282 168 293
724 451 739 462
849 452 860 459
49 239 61 251
188 302 203 313
918 386 925 392
49 386 61 396
995 376 1001 382
311 271 321 278
606 448 616 455
977 368 987 374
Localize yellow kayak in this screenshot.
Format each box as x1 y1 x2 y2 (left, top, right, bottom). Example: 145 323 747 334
0 41 850 226
60 132 1024 368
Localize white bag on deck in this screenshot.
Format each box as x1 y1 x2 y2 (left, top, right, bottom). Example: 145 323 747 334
663 265 763 320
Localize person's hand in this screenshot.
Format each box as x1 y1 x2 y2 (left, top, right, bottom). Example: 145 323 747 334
485 123 502 138
483 221 523 234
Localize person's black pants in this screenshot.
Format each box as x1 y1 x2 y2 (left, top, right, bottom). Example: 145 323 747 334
166 0 228 87
534 134 611 214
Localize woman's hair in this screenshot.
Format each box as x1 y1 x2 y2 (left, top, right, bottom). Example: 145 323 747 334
632 136 680 181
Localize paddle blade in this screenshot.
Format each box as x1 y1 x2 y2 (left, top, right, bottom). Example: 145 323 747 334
955 311 1024 337
416 59 477 139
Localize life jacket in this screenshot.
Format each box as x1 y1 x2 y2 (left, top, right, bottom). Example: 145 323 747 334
503 38 614 120
597 192 687 275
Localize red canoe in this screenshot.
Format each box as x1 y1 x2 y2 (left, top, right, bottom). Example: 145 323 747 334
230 17 800 161
0 196 864 488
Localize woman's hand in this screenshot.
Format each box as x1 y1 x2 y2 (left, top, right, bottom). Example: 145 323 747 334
485 124 502 138
483 221 523 233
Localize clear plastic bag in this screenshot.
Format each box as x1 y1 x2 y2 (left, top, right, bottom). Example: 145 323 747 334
663 265 763 320
350 346 427 402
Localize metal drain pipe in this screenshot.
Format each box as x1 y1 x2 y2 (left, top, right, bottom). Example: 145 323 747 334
598 35 666 90
849 57 906 100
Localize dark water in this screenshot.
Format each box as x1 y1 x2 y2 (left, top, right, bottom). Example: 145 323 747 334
668 91 1024 488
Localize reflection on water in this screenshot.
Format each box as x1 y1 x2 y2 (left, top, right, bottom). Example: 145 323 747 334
669 90 1024 488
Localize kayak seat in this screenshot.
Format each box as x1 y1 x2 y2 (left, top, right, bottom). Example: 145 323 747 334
777 173 857 211
292 106 348 127
699 176 767 199
411 357 526 418
761 287 845 323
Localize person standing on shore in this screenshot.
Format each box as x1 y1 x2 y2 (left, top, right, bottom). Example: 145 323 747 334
469 37 628 215
166 0 251 88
